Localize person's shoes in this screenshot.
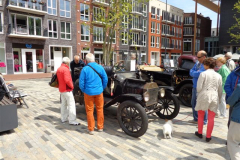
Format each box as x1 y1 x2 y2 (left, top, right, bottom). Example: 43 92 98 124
188 120 198 124
206 137 211 142
61 120 68 123
98 129 103 132
195 131 203 139
88 130 94 135
69 121 80 126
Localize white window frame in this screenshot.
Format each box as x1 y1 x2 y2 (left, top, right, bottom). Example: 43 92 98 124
132 16 140 29
60 0 71 18
61 22 71 40
93 26 104 42
81 24 90 41
151 7 155 19
157 9 160 20
172 39 175 48
48 0 57 16
183 39 192 52
0 12 3 34
142 4 147 17
179 40 181 50
151 36 155 47
111 31 116 44
131 32 139 45
122 15 128 28
143 19 146 32
93 6 105 22
156 37 159 48
172 26 175 36
48 20 58 39
122 31 128 45
151 22 155 33
176 40 178 49
80 3 90 21
179 28 182 37
142 34 146 47
0 0 2 6
156 23 160 34
184 27 192 35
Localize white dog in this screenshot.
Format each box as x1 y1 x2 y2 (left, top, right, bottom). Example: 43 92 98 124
163 120 173 139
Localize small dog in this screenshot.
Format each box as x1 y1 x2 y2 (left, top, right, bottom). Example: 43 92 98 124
163 120 173 139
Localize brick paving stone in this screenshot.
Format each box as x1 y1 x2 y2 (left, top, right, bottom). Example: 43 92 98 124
0 78 231 160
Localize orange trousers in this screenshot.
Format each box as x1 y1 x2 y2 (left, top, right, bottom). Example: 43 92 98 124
84 93 104 131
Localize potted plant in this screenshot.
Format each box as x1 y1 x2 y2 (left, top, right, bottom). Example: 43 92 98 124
39 1 45 5
31 0 37 3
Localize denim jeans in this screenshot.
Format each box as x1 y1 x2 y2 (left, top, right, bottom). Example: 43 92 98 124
191 88 208 124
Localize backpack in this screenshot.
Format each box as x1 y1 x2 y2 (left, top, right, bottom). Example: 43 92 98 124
49 74 59 88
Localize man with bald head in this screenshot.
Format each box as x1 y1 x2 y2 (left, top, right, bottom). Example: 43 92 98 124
70 55 85 83
189 50 208 125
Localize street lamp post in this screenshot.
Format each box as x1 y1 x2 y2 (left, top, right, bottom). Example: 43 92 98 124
164 0 167 60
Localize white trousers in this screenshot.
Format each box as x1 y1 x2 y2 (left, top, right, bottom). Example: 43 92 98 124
227 121 240 160
218 93 227 117
60 91 76 123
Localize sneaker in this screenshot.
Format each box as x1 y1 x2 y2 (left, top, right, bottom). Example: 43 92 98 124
195 131 203 139
206 137 211 142
88 130 94 135
69 121 80 126
98 129 103 132
188 120 198 124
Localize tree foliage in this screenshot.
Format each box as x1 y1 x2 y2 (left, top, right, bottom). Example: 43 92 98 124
228 0 240 43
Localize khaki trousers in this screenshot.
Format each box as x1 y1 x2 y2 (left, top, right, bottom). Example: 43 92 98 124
84 93 104 131
227 121 240 160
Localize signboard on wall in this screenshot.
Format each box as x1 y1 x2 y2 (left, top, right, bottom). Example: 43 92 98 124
12 43 44 49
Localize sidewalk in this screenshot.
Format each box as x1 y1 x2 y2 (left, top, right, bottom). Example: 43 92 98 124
4 73 52 81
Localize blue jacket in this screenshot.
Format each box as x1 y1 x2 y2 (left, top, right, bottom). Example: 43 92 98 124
80 62 108 96
224 66 240 100
227 84 240 123
190 62 205 88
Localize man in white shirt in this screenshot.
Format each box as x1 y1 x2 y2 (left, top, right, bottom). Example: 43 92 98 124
225 52 236 71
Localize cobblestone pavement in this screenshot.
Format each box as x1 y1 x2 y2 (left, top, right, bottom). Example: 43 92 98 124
0 78 230 160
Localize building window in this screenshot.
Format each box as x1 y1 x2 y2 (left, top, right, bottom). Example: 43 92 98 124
61 22 71 40
142 4 147 17
162 24 170 35
197 28 200 37
195 39 200 52
81 25 90 41
172 39 175 48
179 40 181 50
151 36 155 47
93 26 104 42
122 32 128 45
0 12 3 33
111 31 116 44
197 18 201 27
157 9 160 20
183 39 192 52
161 37 170 48
48 20 57 38
132 16 140 29
143 19 146 32
156 23 160 34
176 15 179 23
142 34 146 47
184 17 192 24
179 16 182 25
151 22 155 33
0 0 2 6
172 26 175 36
156 37 159 48
81 47 90 60
151 7 155 19
80 4 89 21
60 0 71 18
184 27 192 35
122 15 128 28
48 0 57 15
93 6 105 21
176 40 178 49
179 28 182 37
131 32 140 45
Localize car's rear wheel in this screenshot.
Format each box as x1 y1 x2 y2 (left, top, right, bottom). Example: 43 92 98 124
117 101 148 138
156 90 180 119
179 84 192 107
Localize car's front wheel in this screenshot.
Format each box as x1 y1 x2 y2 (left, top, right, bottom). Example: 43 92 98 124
156 90 180 119
117 100 148 138
179 84 192 107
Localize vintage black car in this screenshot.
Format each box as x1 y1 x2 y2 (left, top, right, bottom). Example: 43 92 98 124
73 55 180 138
137 55 197 107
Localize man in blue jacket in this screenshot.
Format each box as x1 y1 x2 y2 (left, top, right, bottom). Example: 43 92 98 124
224 66 240 128
226 84 240 160
80 53 108 135
189 50 208 124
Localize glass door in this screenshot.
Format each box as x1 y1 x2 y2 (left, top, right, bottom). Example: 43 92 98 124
22 49 36 73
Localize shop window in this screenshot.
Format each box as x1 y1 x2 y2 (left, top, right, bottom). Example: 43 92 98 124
13 50 22 72
0 43 6 74
36 50 44 72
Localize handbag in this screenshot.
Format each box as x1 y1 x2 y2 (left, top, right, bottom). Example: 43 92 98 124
49 73 59 88
87 65 102 82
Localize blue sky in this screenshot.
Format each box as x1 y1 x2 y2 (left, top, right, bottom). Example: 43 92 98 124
164 0 218 28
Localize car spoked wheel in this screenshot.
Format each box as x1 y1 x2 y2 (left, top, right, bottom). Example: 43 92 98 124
117 101 148 138
179 84 192 107
156 90 180 119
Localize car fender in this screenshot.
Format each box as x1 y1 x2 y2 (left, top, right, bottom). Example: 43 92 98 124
158 86 174 92
173 79 193 94
104 94 145 108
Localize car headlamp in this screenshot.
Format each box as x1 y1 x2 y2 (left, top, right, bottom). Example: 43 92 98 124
159 88 165 97
143 91 150 102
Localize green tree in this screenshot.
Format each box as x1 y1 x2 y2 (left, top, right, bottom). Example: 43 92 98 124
228 0 240 43
91 0 147 65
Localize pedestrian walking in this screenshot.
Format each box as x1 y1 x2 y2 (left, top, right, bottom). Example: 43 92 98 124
79 53 108 135
57 57 80 125
70 55 85 83
189 50 208 124
195 58 222 142
225 52 236 71
224 66 240 128
215 57 230 118
226 84 240 160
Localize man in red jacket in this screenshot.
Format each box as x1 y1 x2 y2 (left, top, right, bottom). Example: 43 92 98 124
57 57 80 125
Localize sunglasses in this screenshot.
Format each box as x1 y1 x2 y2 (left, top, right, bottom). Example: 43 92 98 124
197 56 203 58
